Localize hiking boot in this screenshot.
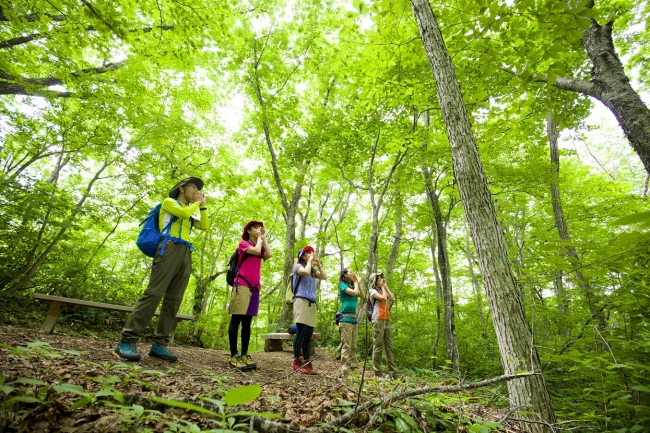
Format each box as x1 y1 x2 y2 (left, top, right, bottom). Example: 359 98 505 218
292 356 304 371
114 341 141 361
148 342 178 361
300 359 317 375
241 353 257 370
229 353 250 371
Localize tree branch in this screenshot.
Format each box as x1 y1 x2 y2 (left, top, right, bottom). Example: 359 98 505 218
250 372 541 432
0 61 124 96
500 66 597 97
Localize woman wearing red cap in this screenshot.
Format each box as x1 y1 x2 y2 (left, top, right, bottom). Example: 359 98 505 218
227 221 272 370
291 245 327 374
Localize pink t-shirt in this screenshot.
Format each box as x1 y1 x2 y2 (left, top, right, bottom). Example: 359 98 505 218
234 240 263 290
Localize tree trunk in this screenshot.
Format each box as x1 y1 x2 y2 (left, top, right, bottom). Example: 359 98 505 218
580 16 650 175
429 228 443 369
540 4 650 175
463 217 488 337
251 43 306 330
278 204 299 329
385 179 403 288
423 168 459 371
411 1 556 430
547 112 606 329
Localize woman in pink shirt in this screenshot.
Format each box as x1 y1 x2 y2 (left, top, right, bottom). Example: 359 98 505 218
228 221 272 370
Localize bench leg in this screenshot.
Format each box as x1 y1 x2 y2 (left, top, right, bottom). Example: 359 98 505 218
169 318 180 345
265 339 283 352
40 302 63 334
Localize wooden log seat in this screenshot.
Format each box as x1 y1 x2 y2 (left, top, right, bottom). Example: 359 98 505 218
260 332 321 352
32 293 194 344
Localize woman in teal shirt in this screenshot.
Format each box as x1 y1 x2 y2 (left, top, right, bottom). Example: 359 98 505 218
338 268 362 376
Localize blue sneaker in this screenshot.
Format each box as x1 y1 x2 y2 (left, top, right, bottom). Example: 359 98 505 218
114 341 141 361
148 342 178 361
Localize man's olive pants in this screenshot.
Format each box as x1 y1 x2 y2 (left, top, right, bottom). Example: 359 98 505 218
121 241 192 346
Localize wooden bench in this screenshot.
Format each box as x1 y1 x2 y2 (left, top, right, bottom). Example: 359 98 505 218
32 293 194 344
261 332 321 352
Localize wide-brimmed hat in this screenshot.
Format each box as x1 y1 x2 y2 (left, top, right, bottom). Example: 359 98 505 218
242 221 264 240
169 177 204 198
297 245 314 260
369 270 384 288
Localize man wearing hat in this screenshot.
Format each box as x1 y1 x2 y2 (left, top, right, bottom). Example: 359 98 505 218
227 220 272 370
368 270 398 378
115 177 209 362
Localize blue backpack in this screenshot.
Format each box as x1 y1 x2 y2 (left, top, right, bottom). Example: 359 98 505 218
137 200 198 258
136 203 178 257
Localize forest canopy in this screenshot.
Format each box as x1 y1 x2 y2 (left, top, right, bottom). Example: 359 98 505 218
1 0 649 432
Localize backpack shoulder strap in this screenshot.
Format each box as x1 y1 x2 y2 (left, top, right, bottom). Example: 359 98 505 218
162 200 180 232
234 242 256 288
292 265 303 295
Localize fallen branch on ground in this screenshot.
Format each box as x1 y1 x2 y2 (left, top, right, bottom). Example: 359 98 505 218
251 371 541 433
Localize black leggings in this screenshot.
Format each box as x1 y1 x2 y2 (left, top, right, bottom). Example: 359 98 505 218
293 322 314 360
229 314 253 357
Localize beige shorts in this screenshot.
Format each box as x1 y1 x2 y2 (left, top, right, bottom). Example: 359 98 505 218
293 298 317 327
229 285 251 315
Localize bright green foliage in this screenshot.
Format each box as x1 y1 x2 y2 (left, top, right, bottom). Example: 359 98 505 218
1 0 650 431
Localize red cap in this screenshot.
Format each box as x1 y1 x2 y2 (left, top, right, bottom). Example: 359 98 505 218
242 221 264 240
297 245 314 259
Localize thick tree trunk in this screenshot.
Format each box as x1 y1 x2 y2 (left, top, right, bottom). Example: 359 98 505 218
411 1 556 430
539 6 650 175
580 18 650 175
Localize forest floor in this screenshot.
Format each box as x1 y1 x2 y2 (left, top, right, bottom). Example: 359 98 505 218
0 325 521 432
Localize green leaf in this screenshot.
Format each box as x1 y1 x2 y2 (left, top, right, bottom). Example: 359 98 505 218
54 383 88 396
608 363 633 369
578 8 597 18
38 386 49 401
632 385 650 393
395 416 409 432
6 396 43 404
133 404 145 417
94 389 116 398
224 384 261 407
27 341 52 348
69 396 93 410
149 397 219 415
611 211 650 226
229 410 282 419
11 378 47 386
0 384 15 395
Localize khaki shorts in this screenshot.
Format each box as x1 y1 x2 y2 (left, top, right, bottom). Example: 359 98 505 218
229 285 251 315
293 298 317 327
